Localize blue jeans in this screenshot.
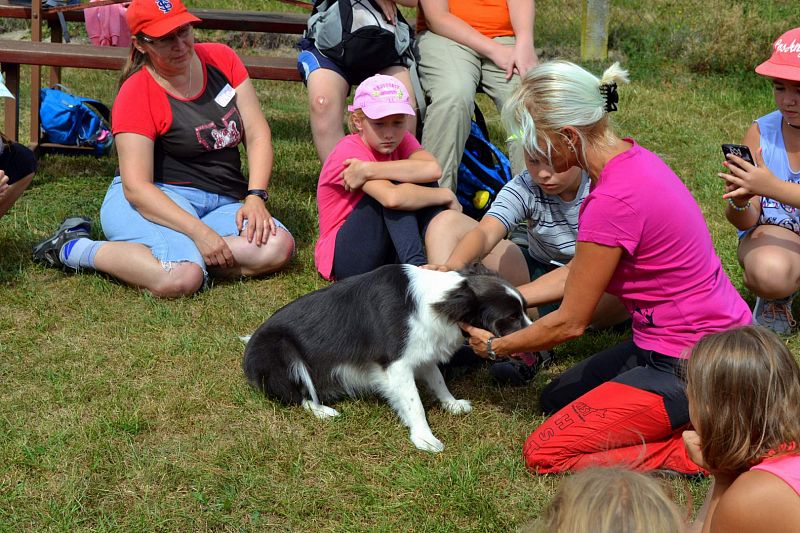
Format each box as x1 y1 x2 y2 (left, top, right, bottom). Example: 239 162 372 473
100 176 289 273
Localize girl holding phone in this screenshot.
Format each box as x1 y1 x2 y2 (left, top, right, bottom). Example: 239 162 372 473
722 27 800 334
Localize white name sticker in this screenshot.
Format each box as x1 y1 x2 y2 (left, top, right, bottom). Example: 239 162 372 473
215 84 236 107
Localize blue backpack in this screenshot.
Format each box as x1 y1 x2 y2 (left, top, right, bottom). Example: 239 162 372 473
456 105 513 220
39 85 113 155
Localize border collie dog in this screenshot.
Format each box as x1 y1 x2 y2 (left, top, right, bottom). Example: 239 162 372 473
242 264 531 452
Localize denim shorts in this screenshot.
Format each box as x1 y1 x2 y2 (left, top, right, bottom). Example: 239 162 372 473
296 37 402 87
100 176 288 272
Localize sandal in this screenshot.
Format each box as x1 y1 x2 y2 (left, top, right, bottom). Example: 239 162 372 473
32 216 92 270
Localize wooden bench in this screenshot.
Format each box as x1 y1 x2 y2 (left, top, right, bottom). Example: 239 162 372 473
0 39 301 146
0 5 308 35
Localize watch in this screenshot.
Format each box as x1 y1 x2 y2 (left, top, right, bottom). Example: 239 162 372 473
246 189 269 202
486 336 498 361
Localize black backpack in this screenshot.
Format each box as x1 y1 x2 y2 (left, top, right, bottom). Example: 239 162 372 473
306 0 413 72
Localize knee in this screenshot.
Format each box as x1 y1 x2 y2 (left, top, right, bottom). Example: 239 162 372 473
149 263 204 298
427 89 474 117
522 424 571 474
744 255 797 296
250 229 295 275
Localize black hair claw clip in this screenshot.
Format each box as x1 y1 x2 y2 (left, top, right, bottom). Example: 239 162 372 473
600 82 619 113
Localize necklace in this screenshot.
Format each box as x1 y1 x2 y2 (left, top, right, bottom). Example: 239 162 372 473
787 120 800 130
151 59 194 98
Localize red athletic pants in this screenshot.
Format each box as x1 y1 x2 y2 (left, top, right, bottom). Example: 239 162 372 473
524 340 704 475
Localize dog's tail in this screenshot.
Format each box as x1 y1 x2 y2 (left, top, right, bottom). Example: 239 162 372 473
289 361 321 406
243 339 319 405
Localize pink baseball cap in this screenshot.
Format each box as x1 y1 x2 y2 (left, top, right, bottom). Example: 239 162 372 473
348 75 415 119
756 27 800 82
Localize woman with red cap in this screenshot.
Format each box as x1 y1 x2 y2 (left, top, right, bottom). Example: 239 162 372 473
721 27 800 334
33 0 294 297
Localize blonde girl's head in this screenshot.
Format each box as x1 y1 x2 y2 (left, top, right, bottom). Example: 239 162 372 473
522 467 686 533
686 325 800 476
502 60 629 169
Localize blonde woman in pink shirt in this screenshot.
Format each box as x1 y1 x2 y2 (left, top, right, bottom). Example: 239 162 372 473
460 60 752 474
683 326 800 533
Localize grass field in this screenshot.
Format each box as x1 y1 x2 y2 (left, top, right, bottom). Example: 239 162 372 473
2 1 799 530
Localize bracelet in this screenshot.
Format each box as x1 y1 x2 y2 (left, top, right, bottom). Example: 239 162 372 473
486 336 498 361
727 198 750 212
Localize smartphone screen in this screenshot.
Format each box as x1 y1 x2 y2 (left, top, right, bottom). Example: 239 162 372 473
722 144 755 167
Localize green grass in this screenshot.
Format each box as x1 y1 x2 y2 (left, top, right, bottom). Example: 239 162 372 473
1 0 798 530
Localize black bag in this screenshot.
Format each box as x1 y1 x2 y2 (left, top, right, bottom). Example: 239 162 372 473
456 105 513 220
306 0 413 71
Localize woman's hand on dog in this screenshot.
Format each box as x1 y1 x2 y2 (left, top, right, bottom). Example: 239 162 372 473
459 323 495 359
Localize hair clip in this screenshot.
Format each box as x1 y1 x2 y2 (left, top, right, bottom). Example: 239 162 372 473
599 82 619 113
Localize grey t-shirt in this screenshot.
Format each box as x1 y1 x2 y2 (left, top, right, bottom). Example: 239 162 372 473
486 170 590 265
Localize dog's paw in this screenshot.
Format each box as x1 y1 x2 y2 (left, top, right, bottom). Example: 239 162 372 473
301 400 340 420
442 399 472 415
238 335 252 343
410 430 445 453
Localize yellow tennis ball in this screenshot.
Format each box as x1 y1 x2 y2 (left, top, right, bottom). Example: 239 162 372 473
473 190 490 210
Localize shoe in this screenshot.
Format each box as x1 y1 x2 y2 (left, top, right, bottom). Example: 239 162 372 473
489 350 555 386
753 294 797 335
32 216 92 270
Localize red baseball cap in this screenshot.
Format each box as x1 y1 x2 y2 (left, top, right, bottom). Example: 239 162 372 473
125 0 201 38
755 27 800 82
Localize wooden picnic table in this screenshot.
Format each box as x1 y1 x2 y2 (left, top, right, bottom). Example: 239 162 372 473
0 1 307 147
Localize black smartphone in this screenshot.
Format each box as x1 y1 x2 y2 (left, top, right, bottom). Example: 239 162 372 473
722 144 755 167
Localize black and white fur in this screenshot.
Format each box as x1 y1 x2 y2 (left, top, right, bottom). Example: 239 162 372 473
242 264 531 452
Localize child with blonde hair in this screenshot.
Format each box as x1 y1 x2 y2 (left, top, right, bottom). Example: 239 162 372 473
524 467 685 533
315 74 460 280
684 325 800 532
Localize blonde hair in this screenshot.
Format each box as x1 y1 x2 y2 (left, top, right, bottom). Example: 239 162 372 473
347 109 366 134
502 61 629 166
686 325 800 476
523 467 685 533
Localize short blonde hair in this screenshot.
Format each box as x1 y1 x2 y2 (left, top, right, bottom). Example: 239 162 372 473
686 325 800 476
502 61 629 166
523 467 685 533
347 109 366 134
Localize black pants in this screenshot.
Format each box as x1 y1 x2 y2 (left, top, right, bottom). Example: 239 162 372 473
332 194 442 280
0 140 37 184
540 339 689 430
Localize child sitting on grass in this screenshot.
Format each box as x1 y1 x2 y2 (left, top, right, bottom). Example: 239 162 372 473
683 325 800 532
523 466 686 533
315 74 460 280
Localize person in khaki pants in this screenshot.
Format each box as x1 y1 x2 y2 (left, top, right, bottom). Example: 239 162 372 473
415 0 536 192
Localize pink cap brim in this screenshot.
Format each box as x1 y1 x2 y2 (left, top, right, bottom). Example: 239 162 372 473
359 102 416 119
755 60 800 82
140 11 201 38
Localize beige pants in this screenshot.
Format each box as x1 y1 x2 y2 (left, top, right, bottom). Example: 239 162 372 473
416 31 524 192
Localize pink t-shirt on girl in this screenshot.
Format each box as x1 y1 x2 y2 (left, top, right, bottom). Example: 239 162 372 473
751 454 800 498
315 131 422 280
577 139 752 358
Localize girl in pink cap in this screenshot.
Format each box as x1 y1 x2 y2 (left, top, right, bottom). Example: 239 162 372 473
315 74 461 281
722 27 800 334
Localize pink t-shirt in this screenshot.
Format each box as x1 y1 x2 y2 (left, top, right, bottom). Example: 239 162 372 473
315 132 422 280
751 454 800 498
577 140 752 358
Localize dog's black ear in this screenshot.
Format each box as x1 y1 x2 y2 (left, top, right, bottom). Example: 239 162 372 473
458 262 498 277
432 279 479 323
